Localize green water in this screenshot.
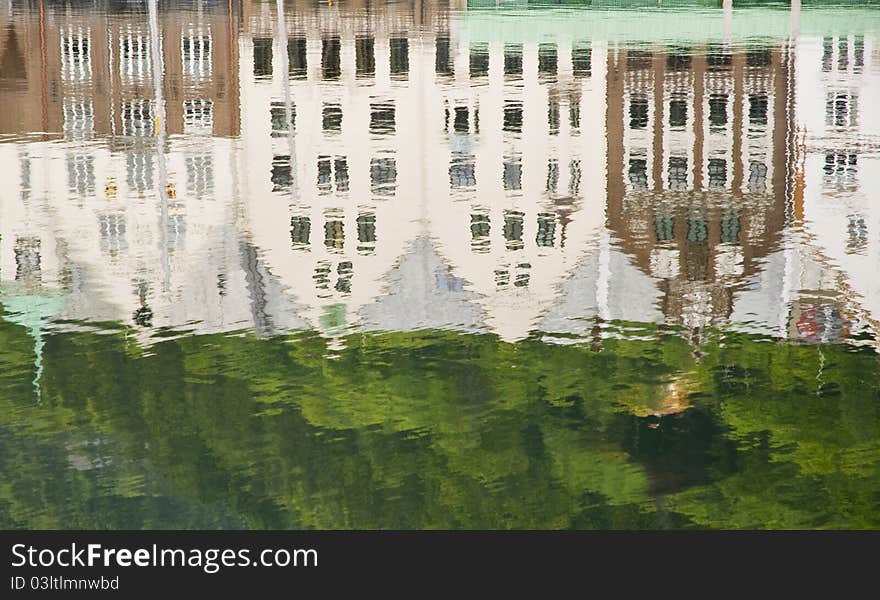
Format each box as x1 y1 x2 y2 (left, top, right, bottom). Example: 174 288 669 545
1 314 877 529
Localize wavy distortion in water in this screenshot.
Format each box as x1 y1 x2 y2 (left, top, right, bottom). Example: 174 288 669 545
0 0 879 529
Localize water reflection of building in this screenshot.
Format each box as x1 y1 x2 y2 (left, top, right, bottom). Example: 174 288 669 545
796 32 880 341
604 44 793 332
3 1 880 346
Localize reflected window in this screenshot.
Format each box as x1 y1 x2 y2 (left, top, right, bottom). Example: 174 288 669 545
370 157 397 196
668 156 688 191
720 211 740 244
14 237 41 283
504 44 522 78
436 36 452 76
504 210 524 251
272 155 292 191
270 101 295 136
322 37 341 80
317 156 332 194
669 95 687 128
572 41 591 77
390 37 409 79
629 158 648 190
655 216 674 242
98 212 128 257
826 92 857 128
687 217 708 243
357 213 377 254
126 151 154 193
185 154 213 198
323 103 342 132
61 28 92 82
450 155 476 189
503 101 523 133
749 94 768 127
470 42 489 78
708 94 728 128
182 32 211 81
838 38 849 70
288 37 307 79
291 216 311 249
67 154 95 197
547 159 559 193
548 97 560 135
846 214 868 254
666 49 691 71
746 48 771 67
627 50 652 71
515 263 531 288
569 160 581 196
629 95 648 129
708 158 727 190
453 106 469 133
748 161 767 193
314 261 331 290
470 213 490 253
183 99 213 135
538 43 557 78
707 48 731 71
370 102 395 134
356 36 374 78
536 213 556 248
120 30 151 82
253 37 273 79
822 37 834 72
324 219 344 253
855 36 864 69
122 99 154 137
335 261 353 294
63 98 94 141
570 99 580 130
335 157 349 193
503 158 522 191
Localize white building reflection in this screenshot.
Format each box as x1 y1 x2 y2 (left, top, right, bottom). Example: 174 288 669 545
1 1 880 347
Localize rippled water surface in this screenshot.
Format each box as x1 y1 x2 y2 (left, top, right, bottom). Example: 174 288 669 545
1 0 879 529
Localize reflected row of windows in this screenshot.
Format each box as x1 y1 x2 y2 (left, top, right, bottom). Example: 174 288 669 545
63 149 212 199
119 30 152 83
627 93 767 131
652 213 741 245
826 92 858 129
60 29 212 85
290 214 377 256
626 47 772 72
469 211 561 254
271 155 396 196
181 32 211 81
253 36 592 82
822 35 865 73
253 35 411 81
628 157 767 193
61 28 92 83
449 156 581 196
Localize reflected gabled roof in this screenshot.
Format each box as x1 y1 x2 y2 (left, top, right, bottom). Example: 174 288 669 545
358 236 487 334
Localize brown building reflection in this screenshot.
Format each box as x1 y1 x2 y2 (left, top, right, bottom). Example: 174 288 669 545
0 0 240 140
605 43 794 330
